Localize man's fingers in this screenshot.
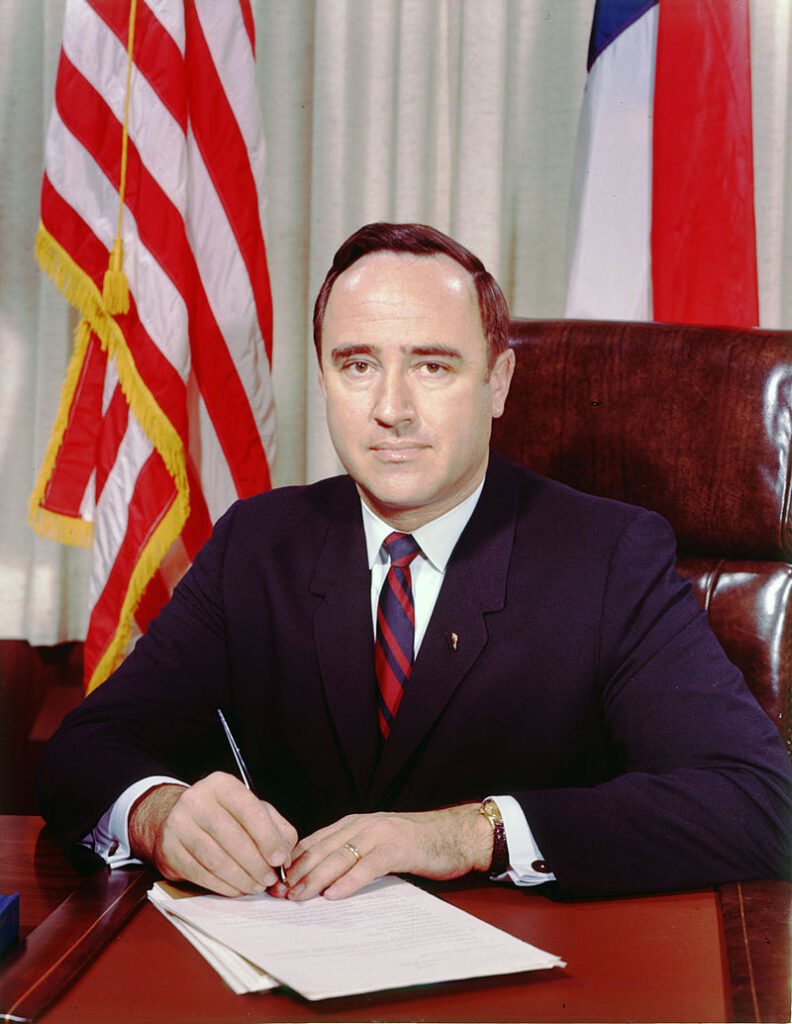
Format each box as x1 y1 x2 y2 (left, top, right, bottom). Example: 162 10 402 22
162 806 274 893
169 785 270 889
148 772 299 895
240 801 298 870
323 860 375 900
160 841 251 898
287 834 389 901
181 794 278 887
204 774 298 870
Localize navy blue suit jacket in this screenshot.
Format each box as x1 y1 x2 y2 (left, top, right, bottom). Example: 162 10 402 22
38 453 792 895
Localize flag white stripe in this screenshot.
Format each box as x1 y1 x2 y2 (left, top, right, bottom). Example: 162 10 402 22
564 5 658 320
193 387 241 522
45 113 117 255
89 415 154 606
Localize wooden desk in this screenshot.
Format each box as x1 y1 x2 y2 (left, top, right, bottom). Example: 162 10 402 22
1 816 790 1023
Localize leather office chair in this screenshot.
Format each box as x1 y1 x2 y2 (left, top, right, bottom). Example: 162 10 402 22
492 319 792 759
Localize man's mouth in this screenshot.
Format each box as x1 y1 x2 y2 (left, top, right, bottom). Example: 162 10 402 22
369 443 430 462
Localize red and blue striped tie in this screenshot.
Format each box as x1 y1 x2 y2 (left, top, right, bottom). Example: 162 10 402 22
375 532 421 738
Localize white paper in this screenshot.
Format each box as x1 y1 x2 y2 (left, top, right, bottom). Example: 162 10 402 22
153 876 564 1001
148 884 278 994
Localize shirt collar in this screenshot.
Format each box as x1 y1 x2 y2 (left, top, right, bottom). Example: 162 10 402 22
361 479 485 572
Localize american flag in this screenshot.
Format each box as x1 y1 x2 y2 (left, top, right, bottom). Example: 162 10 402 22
30 0 276 693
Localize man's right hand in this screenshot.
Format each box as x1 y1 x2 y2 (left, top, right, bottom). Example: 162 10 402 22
128 772 298 897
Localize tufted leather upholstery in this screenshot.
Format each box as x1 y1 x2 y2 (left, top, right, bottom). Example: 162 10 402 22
492 319 792 757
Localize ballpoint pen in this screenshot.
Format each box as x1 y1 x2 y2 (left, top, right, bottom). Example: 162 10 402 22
217 708 288 884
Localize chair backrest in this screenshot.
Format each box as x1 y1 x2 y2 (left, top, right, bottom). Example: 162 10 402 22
492 319 792 757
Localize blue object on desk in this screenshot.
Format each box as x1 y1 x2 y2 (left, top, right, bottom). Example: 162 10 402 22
0 893 20 956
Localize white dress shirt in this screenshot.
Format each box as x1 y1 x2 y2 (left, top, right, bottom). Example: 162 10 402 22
87 477 555 884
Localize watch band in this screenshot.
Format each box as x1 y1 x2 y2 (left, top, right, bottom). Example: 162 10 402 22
478 798 509 876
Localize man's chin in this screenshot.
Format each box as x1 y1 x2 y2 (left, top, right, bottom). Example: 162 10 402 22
355 480 431 519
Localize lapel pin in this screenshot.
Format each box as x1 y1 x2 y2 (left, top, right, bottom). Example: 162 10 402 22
449 632 459 652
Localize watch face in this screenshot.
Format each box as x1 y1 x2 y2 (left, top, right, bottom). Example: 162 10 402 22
484 799 502 823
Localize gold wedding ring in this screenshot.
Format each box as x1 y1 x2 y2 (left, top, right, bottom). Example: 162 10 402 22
343 842 362 863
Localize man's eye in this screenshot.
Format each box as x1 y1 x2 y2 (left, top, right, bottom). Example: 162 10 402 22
421 362 448 374
344 360 371 374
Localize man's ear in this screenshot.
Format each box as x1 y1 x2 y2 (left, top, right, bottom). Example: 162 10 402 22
490 347 515 419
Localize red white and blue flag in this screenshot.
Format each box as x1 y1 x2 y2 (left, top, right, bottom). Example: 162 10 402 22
565 0 758 327
31 0 276 692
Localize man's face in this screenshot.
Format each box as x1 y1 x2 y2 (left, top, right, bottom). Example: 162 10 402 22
319 251 514 530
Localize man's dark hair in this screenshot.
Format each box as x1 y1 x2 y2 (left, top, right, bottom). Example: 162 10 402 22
312 222 510 369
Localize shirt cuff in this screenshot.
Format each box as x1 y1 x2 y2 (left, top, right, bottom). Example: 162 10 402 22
488 794 557 886
81 776 188 868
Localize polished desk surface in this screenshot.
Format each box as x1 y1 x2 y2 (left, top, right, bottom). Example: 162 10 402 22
1 815 790 1023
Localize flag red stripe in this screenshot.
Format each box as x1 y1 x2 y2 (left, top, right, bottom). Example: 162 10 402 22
41 331 107 516
652 0 758 327
99 466 211 635
239 0 256 55
85 452 176 679
83 0 188 133
134 567 171 633
182 455 213 558
188 287 272 496
52 61 271 495
185 4 274 363
134 460 214 631
95 384 130 503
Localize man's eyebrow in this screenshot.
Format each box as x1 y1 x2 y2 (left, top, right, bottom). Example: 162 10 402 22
329 343 464 363
329 344 375 364
410 345 463 361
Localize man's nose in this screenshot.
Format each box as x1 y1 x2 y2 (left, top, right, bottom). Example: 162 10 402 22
373 368 415 427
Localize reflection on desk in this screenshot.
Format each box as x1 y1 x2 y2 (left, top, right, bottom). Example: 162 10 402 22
1 815 790 1024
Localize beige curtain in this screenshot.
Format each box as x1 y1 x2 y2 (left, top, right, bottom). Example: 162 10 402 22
1 0 790 644
255 0 593 484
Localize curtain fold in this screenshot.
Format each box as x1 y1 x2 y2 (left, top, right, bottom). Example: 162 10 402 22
2 0 790 644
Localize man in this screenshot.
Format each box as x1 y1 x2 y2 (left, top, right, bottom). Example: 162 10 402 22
39 223 792 902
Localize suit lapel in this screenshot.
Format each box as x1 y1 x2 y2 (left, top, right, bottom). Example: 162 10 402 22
310 479 380 804
367 454 519 806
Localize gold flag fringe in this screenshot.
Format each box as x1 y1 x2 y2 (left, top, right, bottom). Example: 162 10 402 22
32 222 190 692
86 491 184 694
28 317 94 548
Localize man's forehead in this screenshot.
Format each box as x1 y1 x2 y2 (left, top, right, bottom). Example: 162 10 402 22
320 250 487 362
332 250 476 302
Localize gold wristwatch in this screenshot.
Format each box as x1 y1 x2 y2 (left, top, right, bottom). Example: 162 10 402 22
478 798 509 876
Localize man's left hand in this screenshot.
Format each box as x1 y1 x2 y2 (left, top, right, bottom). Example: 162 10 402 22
270 803 494 901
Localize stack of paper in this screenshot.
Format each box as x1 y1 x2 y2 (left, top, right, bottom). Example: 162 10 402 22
148 876 564 1000
149 884 278 994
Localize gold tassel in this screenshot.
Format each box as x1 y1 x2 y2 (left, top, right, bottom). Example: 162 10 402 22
103 237 129 314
